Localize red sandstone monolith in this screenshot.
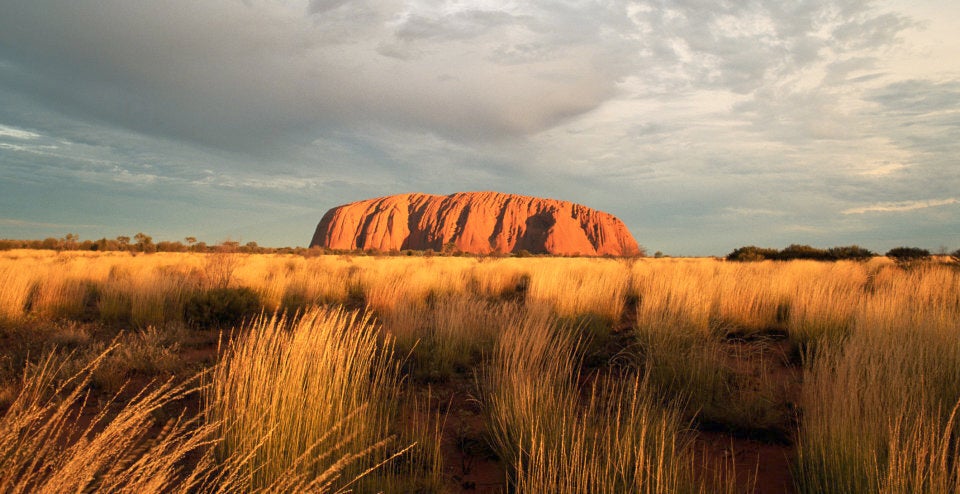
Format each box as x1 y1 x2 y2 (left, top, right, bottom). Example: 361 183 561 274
310 192 641 256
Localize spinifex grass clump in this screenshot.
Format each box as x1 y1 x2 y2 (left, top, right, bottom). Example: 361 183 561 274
524 258 630 324
0 260 35 322
205 307 410 491
383 295 516 383
795 265 960 493
635 315 794 440
183 286 260 329
483 309 736 492
482 309 582 478
795 329 960 493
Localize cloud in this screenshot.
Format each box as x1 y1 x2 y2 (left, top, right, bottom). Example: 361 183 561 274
0 1 632 151
858 162 907 177
842 198 958 215
0 0 957 254
0 0 913 153
0 124 40 139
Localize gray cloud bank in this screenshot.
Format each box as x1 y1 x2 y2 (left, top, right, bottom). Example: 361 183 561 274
0 1 627 149
0 0 957 253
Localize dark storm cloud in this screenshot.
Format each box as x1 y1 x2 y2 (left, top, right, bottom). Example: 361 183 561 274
0 0 916 151
0 1 629 151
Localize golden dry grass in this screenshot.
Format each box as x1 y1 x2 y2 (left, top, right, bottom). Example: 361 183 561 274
0 348 212 493
206 307 408 491
795 264 960 493
1 249 958 492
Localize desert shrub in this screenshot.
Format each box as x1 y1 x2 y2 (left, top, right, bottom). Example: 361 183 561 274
827 245 875 261
778 244 830 261
96 327 184 391
24 277 91 320
0 261 34 322
0 313 408 493
728 245 876 262
524 259 629 323
482 310 583 479
382 386 446 493
184 287 260 329
202 251 241 289
885 246 931 266
726 246 779 261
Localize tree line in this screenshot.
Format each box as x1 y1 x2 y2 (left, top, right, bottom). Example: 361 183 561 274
0 233 298 254
727 244 960 264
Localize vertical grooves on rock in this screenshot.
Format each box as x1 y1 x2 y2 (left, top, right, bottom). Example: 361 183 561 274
310 192 640 256
488 195 513 253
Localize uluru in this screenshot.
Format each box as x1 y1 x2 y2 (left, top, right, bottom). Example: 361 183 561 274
310 192 642 256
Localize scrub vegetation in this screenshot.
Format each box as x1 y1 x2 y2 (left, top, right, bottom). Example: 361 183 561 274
0 248 958 492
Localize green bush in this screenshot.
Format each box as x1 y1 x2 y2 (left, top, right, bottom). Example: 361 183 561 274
726 246 779 261
778 244 829 261
885 246 931 266
728 244 876 262
184 287 260 329
826 245 875 261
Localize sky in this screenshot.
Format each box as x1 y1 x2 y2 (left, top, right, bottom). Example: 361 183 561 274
0 0 958 256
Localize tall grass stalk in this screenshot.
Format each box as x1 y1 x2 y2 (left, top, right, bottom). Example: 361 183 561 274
795 266 960 493
205 307 409 491
0 348 213 493
524 258 629 323
484 309 734 492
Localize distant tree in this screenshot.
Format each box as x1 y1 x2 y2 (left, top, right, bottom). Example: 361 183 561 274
134 232 156 253
93 237 116 251
60 233 79 251
442 241 458 255
827 245 875 261
40 237 59 250
726 246 779 262
157 240 186 252
185 236 197 245
654 251 664 258
217 240 241 253
950 248 960 264
778 244 829 261
885 247 930 266
116 236 131 251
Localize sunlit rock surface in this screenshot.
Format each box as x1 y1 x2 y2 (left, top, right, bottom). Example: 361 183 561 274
310 192 641 256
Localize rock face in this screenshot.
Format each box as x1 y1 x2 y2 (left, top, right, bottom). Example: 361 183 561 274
310 192 641 256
